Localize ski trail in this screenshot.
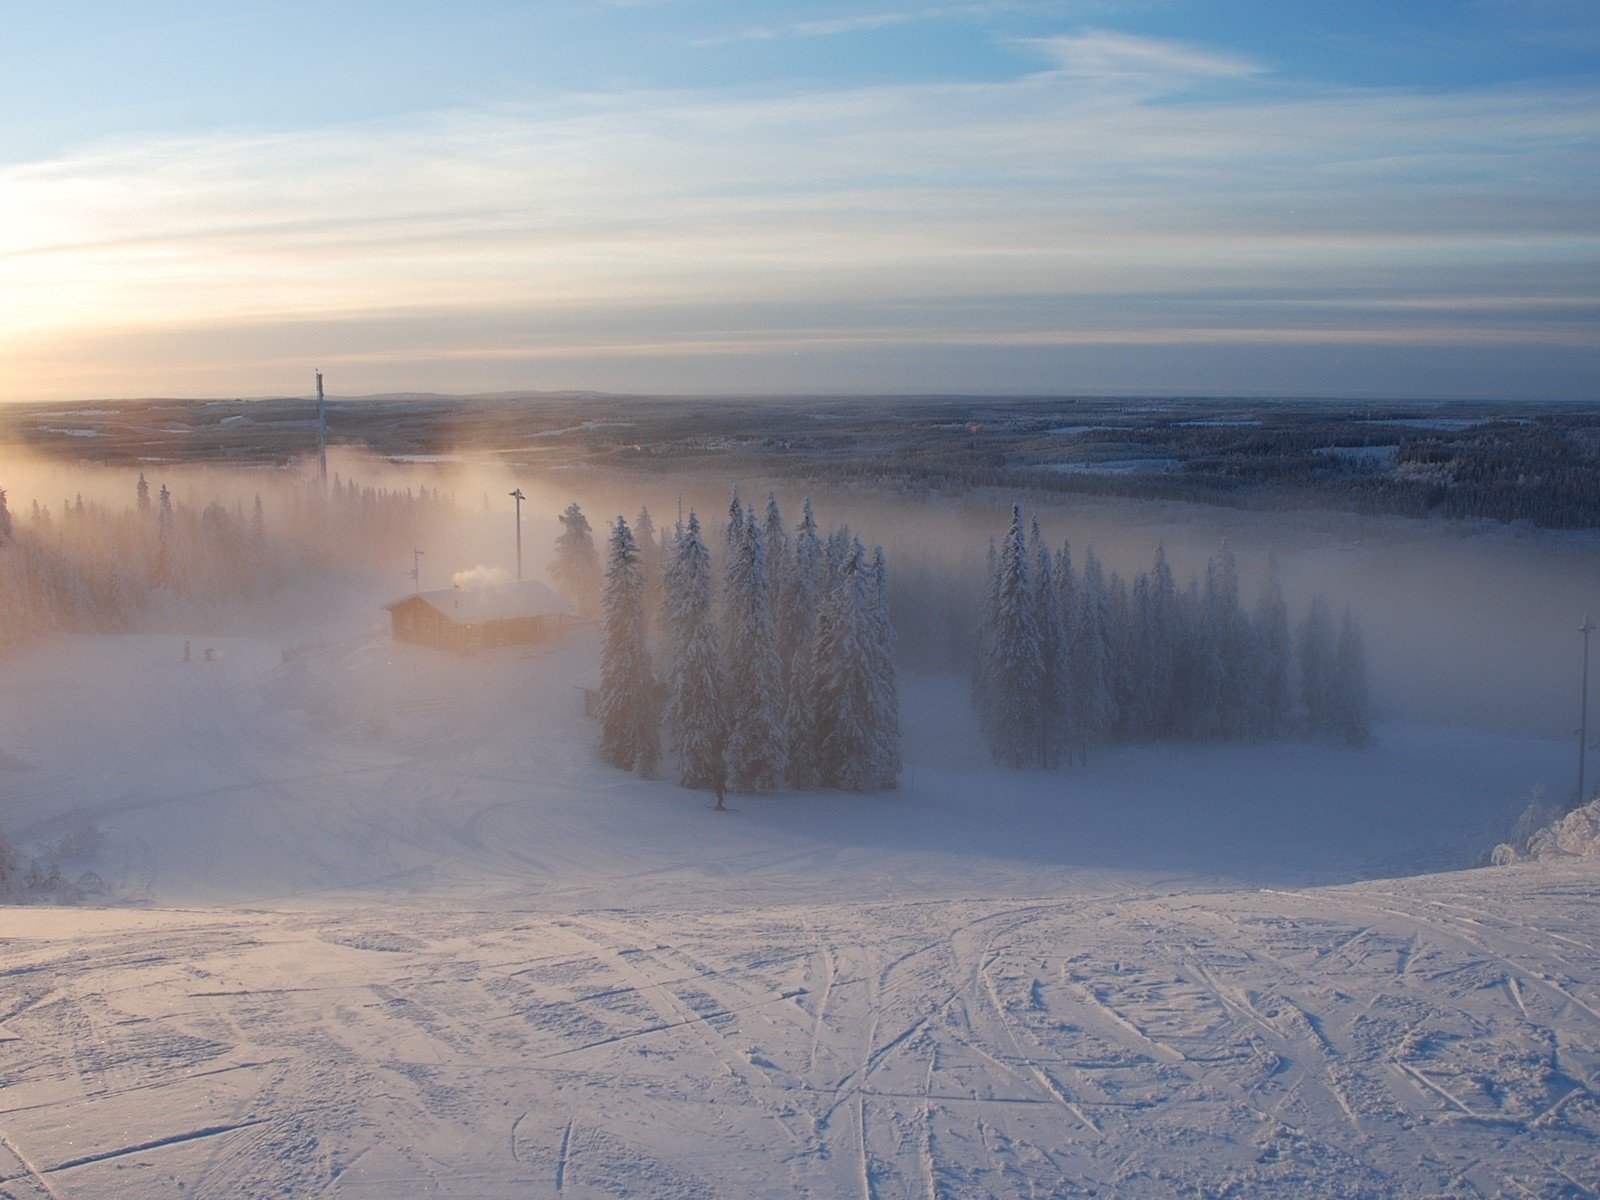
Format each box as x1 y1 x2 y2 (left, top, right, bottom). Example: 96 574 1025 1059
855 1094 876 1200
0 1128 65 1200
976 951 1100 1136
554 1118 573 1193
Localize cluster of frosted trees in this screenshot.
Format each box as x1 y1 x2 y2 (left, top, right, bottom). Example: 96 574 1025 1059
558 493 901 796
0 472 457 649
974 506 1371 768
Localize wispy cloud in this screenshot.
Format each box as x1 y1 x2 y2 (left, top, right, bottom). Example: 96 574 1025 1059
2 32 1596 399
1022 30 1265 83
691 4 1007 46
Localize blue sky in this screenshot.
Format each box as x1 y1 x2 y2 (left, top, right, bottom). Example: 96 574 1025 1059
3 0 1597 400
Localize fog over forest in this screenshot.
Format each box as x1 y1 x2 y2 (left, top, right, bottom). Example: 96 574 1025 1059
5 441 1592 740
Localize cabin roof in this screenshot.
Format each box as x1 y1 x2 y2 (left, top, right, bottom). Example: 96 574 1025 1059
386 578 573 625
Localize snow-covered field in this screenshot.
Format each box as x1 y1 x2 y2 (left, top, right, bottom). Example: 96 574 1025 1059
2 630 1595 1197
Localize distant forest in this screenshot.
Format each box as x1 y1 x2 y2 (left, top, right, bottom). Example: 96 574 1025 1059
5 395 1596 531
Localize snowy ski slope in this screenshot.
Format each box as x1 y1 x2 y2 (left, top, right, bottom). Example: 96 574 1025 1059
0 631 1594 1197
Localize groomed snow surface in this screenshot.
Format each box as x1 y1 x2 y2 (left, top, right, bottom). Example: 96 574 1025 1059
2 632 1595 1198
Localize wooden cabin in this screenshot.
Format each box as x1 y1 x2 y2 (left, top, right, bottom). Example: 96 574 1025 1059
384 579 577 656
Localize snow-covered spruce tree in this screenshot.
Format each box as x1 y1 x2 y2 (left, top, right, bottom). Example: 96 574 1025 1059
1297 594 1337 735
1070 546 1115 762
974 506 1044 767
0 487 10 544
1054 537 1081 755
762 494 793 704
1212 545 1251 740
597 517 661 777
551 502 603 616
763 494 791 621
721 488 746 600
1107 571 1139 743
1146 545 1178 737
1331 605 1373 747
1194 557 1228 740
1250 554 1293 739
864 546 903 783
662 512 727 791
1030 518 1067 767
782 499 824 788
1120 571 1152 741
813 540 899 791
723 506 787 793
635 506 661 647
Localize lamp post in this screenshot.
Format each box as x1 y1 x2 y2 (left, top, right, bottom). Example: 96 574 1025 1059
509 488 526 581
1581 617 1595 807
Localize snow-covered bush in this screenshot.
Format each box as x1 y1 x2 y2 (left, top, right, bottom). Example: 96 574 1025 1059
1490 789 1600 863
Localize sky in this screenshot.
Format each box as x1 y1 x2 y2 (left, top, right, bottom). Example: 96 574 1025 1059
2 0 1597 402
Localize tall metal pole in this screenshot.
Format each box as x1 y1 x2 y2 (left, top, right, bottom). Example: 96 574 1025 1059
316 369 327 484
411 548 424 594
1581 617 1595 806
509 489 526 581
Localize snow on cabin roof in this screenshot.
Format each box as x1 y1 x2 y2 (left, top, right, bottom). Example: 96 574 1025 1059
387 578 573 625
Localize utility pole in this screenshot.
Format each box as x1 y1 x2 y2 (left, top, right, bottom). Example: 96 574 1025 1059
1581 617 1595 807
411 548 425 594
316 369 328 484
509 488 526 581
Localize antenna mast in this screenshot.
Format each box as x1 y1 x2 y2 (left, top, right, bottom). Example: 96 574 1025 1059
316 369 327 483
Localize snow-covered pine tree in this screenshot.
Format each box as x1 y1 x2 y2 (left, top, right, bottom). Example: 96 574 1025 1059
723 507 787 793
975 506 1044 767
0 488 10 545
154 484 174 586
1054 537 1081 754
1107 571 1138 742
1251 553 1293 738
1147 545 1178 737
1298 594 1337 735
1070 546 1115 761
762 494 793 706
864 545 902 785
635 506 661 648
812 540 899 791
1030 517 1067 767
551 503 603 615
763 493 791 623
597 517 660 777
722 488 746 591
1331 605 1373 747
136 473 150 513
1194 557 1228 739
783 499 824 788
1164 576 1203 739
1212 544 1251 740
1126 570 1157 741
662 511 727 791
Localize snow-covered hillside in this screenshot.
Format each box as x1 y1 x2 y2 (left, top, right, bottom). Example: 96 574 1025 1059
0 631 1566 906
5 862 1599 1197
1 630 1592 1197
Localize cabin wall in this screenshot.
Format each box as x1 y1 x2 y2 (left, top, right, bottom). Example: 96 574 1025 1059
389 603 571 656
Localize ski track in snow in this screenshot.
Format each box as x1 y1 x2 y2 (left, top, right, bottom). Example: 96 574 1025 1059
0 632 1596 1196
5 873 1600 1198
